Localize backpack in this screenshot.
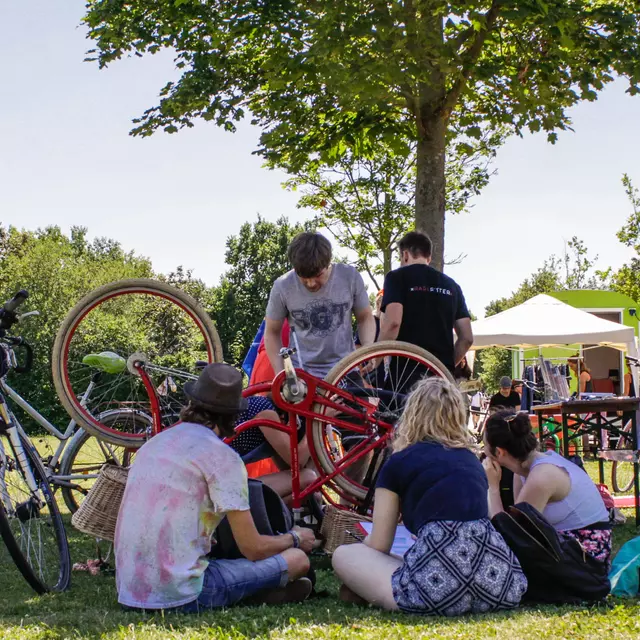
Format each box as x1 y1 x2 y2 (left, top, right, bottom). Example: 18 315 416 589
610 535 640 597
210 479 292 560
492 502 610 604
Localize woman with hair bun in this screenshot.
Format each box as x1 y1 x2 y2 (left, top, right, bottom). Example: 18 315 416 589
332 378 527 616
483 411 612 566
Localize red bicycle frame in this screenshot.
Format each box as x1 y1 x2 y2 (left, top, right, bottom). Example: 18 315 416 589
138 363 394 511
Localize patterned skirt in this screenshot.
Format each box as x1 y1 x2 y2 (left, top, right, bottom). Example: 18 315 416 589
392 519 528 616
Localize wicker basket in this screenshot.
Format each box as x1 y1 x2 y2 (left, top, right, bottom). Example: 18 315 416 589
320 505 372 553
71 463 129 542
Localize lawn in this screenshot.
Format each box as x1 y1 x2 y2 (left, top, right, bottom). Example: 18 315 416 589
1 447 640 639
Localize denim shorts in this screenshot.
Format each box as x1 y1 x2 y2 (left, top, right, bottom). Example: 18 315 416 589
178 554 288 612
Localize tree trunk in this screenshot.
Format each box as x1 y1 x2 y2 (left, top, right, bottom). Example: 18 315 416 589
415 116 446 271
383 246 392 277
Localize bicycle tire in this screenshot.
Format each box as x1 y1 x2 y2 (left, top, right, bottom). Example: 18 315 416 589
610 423 635 494
52 278 222 448
59 412 149 513
611 461 634 494
310 341 454 502
0 433 71 593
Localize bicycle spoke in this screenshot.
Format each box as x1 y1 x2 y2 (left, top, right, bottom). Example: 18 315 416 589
55 282 220 445
0 436 65 590
309 343 451 506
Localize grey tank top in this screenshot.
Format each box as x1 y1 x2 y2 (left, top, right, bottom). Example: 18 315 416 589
524 452 608 531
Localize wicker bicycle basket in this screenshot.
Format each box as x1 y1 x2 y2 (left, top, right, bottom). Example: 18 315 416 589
71 463 129 542
320 505 372 553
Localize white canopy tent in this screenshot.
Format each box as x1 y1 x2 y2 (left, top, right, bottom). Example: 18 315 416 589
471 294 636 353
470 293 638 391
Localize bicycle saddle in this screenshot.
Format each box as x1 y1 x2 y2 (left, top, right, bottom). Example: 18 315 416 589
82 351 127 375
194 360 208 371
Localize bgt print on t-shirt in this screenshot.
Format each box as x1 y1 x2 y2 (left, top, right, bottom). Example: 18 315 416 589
290 299 351 337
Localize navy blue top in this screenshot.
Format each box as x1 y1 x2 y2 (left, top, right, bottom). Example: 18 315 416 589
376 441 488 534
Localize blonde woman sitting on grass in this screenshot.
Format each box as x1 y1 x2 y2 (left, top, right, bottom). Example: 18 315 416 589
332 377 527 616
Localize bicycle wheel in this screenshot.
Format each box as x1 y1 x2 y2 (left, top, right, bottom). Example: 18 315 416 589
52 279 222 448
612 431 635 494
0 432 70 593
310 341 454 502
58 411 149 513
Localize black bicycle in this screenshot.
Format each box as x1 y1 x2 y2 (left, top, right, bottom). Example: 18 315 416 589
0 290 70 593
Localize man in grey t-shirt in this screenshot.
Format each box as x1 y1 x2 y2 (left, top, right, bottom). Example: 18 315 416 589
265 233 375 379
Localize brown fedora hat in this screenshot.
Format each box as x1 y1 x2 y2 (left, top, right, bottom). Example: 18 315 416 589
183 363 247 414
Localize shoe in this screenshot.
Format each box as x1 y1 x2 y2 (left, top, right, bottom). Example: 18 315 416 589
248 577 313 605
338 583 367 606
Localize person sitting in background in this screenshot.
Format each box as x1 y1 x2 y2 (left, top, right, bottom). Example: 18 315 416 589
332 377 526 615
483 411 612 567
489 377 521 410
115 363 315 612
228 395 317 504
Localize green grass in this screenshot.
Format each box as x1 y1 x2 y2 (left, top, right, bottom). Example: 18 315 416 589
1 442 640 639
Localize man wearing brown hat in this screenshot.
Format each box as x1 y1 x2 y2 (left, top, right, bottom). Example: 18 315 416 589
115 363 315 612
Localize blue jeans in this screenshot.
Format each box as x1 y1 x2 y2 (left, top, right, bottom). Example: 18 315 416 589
178 555 288 612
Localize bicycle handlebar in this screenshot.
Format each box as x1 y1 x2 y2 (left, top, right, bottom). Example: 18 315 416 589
4 290 28 313
0 290 29 333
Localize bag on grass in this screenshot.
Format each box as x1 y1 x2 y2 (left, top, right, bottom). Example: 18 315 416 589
492 502 610 604
210 479 292 560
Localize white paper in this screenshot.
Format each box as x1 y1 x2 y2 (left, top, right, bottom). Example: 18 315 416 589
359 522 415 556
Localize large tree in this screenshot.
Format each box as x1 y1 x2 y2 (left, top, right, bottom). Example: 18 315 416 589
285 130 500 288
84 0 640 269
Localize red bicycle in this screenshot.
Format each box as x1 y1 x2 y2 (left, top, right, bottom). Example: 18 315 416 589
52 279 453 514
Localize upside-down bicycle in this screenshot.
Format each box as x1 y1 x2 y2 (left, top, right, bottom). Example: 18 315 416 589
51 278 453 518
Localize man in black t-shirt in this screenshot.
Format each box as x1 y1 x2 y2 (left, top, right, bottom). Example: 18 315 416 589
488 377 521 410
378 231 473 374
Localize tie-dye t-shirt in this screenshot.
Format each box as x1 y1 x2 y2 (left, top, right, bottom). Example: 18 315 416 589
115 422 250 609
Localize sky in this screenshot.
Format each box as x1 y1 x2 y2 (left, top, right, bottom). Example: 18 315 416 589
1 2 639 319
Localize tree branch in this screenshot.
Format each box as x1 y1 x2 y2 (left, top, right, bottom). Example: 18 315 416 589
449 25 477 52
440 1 501 119
372 0 418 107
324 214 381 289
